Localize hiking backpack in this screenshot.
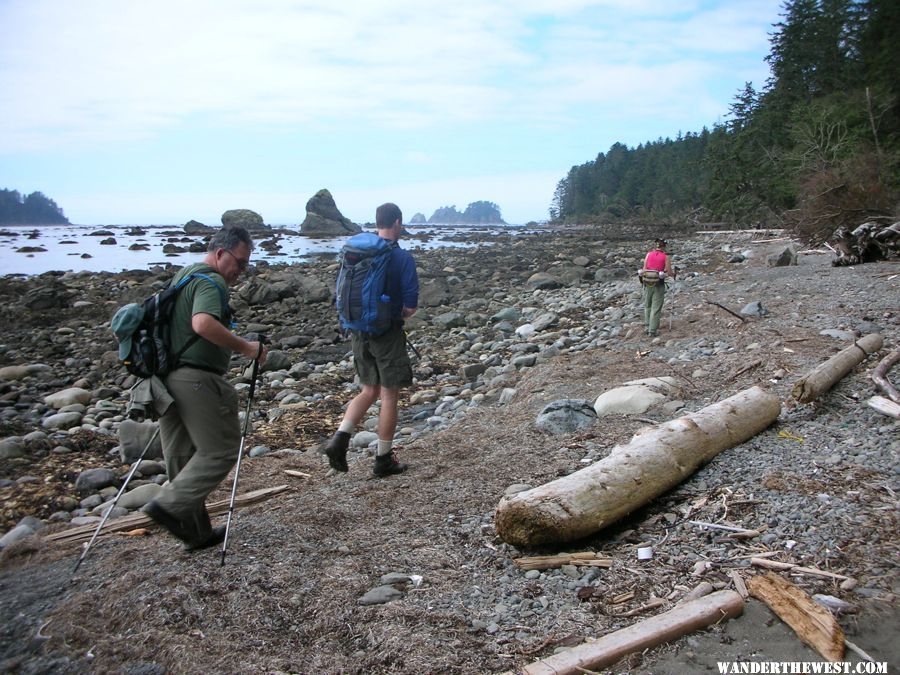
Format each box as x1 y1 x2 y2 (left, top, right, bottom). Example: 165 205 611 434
335 232 397 335
111 271 228 378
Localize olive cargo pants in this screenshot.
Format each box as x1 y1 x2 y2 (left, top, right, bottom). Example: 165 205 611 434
155 367 241 541
643 283 666 334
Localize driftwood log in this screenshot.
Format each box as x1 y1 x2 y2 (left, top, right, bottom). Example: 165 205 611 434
791 334 883 404
495 386 780 547
510 590 744 675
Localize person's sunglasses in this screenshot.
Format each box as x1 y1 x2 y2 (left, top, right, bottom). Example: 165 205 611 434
224 249 250 271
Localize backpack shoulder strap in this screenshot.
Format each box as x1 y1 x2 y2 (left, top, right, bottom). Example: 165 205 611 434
170 270 232 367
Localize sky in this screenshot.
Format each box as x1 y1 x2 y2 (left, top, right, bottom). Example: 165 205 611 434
0 0 783 226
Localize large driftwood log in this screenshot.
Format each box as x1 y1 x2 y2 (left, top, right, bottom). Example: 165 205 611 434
495 386 780 547
791 334 883 404
510 590 744 675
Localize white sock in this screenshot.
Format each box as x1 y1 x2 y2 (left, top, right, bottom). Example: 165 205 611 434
376 439 392 456
338 420 355 434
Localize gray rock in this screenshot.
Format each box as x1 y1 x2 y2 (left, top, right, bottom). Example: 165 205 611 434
0 436 26 459
535 399 597 435
740 301 768 317
116 483 162 509
352 431 378 449
491 307 520 323
299 189 359 237
221 209 265 229
41 411 83 430
820 328 858 341
44 387 92 409
767 246 797 267
358 585 404 606
75 468 118 494
526 272 563 290
119 420 163 462
249 445 273 458
261 350 292 372
0 523 35 548
460 363 487 381
433 312 466 329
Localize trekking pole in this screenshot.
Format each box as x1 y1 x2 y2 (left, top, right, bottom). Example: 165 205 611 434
221 338 266 566
668 281 676 331
73 426 160 575
405 334 421 360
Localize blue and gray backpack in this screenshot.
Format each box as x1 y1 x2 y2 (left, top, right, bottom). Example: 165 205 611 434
335 232 397 336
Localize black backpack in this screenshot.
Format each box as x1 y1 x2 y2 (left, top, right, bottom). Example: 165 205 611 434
111 271 228 378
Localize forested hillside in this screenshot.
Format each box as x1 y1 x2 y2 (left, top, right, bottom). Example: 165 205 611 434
550 0 899 243
0 189 69 225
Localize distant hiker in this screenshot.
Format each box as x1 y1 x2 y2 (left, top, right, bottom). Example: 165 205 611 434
324 202 419 477
639 238 675 337
142 226 268 551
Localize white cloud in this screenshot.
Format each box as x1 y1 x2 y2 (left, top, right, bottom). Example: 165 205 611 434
0 0 779 152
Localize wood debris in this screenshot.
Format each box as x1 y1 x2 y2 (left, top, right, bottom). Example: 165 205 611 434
45 485 290 545
705 300 747 322
748 572 845 662
750 557 852 582
689 520 761 539
513 551 612 571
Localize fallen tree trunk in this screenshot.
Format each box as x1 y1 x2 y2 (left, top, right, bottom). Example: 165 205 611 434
495 386 780 547
510 590 744 675
45 485 290 545
791 334 883 404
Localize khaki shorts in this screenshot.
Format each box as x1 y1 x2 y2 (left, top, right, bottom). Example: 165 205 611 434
351 325 412 388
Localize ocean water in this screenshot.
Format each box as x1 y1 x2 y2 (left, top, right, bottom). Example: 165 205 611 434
0 223 523 276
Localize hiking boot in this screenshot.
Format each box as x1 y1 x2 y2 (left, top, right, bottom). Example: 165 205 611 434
324 431 351 472
183 525 226 552
373 451 407 477
143 500 200 545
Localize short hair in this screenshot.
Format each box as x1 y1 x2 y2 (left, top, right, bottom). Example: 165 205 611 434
655 238 667 248
375 203 402 230
208 226 254 252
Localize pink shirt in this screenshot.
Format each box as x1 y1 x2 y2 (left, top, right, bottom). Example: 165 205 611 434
644 250 667 272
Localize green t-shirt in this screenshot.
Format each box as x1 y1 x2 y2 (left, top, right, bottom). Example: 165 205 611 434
168 263 231 374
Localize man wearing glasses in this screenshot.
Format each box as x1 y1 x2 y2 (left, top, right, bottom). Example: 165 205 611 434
143 226 268 551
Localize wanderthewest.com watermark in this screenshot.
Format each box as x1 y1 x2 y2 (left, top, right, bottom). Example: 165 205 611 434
717 662 888 674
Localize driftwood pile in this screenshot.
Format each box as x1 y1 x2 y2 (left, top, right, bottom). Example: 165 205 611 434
830 219 900 266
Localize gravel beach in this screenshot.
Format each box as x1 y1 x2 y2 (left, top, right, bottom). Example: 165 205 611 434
0 226 897 674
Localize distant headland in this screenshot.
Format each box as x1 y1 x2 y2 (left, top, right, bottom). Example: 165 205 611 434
412 201 506 225
0 189 69 225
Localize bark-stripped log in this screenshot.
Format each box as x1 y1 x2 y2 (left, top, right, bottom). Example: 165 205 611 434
510 590 744 675
495 386 780 548
872 346 900 403
791 334 883 404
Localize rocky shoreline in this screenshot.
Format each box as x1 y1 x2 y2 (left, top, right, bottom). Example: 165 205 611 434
0 228 898 674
